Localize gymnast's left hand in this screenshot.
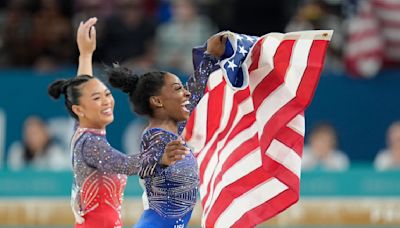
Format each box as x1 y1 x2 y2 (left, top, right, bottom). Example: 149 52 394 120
77 17 97 57
207 34 228 57
161 140 190 166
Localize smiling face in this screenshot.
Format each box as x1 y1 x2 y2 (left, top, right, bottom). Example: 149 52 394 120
155 73 191 122
72 78 115 129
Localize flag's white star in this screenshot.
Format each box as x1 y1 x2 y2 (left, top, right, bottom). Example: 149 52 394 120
227 60 237 71
236 34 243 41
246 35 255 42
238 45 248 56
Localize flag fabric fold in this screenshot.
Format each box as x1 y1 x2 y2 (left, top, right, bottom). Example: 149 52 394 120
183 30 332 228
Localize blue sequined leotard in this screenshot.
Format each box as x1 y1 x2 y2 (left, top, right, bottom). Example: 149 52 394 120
134 54 219 228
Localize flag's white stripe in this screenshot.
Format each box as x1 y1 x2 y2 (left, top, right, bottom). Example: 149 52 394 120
199 95 254 197
382 27 400 42
346 35 382 57
188 93 209 151
213 177 288 228
247 36 281 91
198 86 236 196
266 139 302 178
203 122 259 215
256 39 312 133
348 18 378 34
287 114 305 136
376 7 400 22
208 69 224 91
376 0 400 5
197 86 235 166
201 147 262 227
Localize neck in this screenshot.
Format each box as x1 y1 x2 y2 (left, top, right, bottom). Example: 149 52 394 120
78 119 106 131
148 118 178 134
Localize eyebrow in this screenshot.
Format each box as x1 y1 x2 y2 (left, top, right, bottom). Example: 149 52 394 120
90 89 110 97
170 83 182 87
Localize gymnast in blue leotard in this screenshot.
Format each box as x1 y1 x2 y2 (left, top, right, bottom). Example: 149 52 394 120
106 35 227 227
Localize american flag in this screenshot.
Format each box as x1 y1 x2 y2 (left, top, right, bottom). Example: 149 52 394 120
182 30 332 227
344 0 383 78
344 0 400 78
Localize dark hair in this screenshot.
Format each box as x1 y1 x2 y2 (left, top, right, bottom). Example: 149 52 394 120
106 64 166 117
48 75 93 120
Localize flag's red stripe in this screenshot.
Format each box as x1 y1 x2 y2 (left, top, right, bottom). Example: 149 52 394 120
348 29 380 42
204 167 272 227
199 91 254 206
206 81 225 143
263 155 300 190
252 40 296 108
248 38 265 73
275 126 304 156
183 109 195 142
373 0 400 10
202 132 259 214
232 189 299 228
198 88 249 186
258 40 328 152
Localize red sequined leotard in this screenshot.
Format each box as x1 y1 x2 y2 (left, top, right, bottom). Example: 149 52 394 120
70 127 158 228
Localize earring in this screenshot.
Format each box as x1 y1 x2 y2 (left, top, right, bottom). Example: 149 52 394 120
80 113 85 117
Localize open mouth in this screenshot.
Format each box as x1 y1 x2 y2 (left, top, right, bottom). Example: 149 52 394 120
101 107 113 116
181 100 190 113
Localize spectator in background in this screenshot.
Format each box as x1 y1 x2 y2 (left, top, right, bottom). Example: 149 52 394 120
98 0 156 71
0 0 34 67
30 0 74 73
7 116 69 171
374 121 400 171
302 122 350 171
285 0 344 73
155 0 215 77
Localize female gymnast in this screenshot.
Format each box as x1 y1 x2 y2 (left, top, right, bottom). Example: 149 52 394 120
48 18 188 228
107 33 227 227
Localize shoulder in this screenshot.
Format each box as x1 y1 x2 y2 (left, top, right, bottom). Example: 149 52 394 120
77 130 108 148
141 128 177 145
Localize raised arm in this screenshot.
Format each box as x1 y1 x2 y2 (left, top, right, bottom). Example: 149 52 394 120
186 34 228 112
178 34 227 134
76 17 97 76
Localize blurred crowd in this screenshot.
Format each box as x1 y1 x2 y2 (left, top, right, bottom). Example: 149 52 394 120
1 0 398 77
0 0 298 76
1 0 400 172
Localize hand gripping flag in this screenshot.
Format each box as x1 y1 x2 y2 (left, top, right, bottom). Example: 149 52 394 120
183 30 332 228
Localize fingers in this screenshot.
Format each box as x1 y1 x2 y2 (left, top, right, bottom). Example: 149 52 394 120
90 26 96 42
221 35 228 44
77 17 97 41
163 139 190 165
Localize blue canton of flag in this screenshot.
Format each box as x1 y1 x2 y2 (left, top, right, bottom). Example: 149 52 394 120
192 31 259 89
220 33 258 88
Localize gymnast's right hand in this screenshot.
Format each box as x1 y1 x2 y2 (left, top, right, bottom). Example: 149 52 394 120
161 140 190 165
77 17 97 56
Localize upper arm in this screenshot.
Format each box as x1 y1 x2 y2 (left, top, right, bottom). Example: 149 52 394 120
81 134 146 175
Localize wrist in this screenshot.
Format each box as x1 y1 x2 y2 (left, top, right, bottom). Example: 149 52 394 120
79 53 93 60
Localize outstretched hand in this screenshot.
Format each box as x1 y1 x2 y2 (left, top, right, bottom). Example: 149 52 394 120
207 33 228 57
77 17 97 56
161 139 190 166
